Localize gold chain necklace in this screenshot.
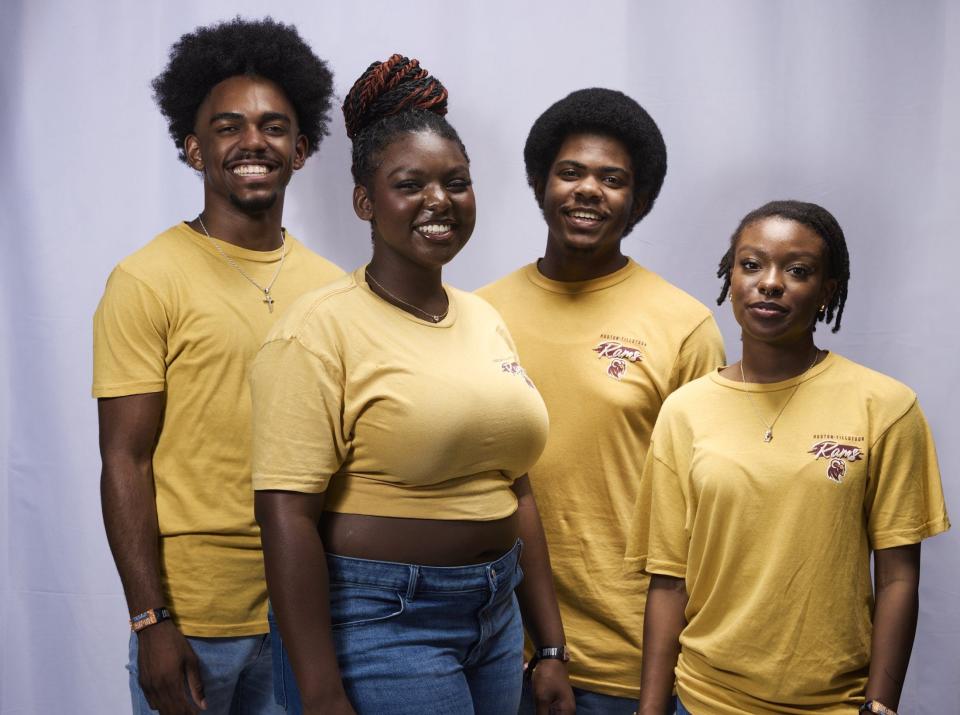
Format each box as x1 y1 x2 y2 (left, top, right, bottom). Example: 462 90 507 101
364 268 448 323
197 215 285 313
740 348 821 443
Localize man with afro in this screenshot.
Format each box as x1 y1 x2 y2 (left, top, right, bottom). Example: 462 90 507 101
93 18 342 714
478 89 725 712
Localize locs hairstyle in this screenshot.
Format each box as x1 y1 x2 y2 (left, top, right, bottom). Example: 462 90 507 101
523 88 667 237
716 200 851 333
342 54 467 187
152 17 334 164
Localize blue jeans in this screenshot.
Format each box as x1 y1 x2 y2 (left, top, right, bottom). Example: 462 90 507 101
675 696 692 714
520 681 639 714
271 540 525 714
128 631 282 714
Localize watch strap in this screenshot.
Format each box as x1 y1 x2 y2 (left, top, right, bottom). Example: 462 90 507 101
859 701 897 715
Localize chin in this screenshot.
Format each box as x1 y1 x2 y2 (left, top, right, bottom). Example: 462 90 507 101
229 192 279 213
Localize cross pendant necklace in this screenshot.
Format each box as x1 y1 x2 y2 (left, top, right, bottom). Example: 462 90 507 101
196 215 285 313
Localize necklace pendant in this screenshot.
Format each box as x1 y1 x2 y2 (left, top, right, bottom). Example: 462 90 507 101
763 429 773 442
263 290 275 313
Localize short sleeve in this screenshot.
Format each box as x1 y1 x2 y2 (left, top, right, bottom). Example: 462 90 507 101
250 337 348 493
92 266 168 397
624 418 690 579
673 315 726 389
865 399 950 549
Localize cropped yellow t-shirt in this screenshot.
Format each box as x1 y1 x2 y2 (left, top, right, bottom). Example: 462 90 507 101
251 267 549 520
625 352 950 714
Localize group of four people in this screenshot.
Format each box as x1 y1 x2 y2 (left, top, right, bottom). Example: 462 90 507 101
93 17 949 715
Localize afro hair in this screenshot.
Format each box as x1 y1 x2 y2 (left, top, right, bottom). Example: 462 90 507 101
524 88 667 236
152 17 334 164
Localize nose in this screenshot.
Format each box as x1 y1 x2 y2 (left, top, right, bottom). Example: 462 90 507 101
239 124 268 151
757 268 784 297
574 174 602 201
424 183 451 211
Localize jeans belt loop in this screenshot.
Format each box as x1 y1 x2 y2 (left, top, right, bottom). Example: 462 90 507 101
405 565 420 601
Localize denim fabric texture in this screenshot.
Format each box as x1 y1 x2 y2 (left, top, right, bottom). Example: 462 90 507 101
127 631 281 714
271 540 525 714
674 696 692 715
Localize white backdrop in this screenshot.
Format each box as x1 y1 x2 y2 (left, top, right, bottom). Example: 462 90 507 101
2 1 958 712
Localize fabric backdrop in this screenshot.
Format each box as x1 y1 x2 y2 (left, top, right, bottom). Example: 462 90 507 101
2 1 957 712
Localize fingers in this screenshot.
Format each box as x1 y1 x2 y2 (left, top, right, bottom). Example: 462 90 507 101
184 650 207 711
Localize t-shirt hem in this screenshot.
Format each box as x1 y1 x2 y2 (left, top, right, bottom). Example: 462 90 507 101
92 381 165 398
871 515 951 549
252 475 329 493
177 618 268 638
644 557 686 578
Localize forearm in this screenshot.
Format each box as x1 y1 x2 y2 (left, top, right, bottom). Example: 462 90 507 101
101 457 167 615
512 479 565 647
258 501 346 705
866 546 921 710
639 574 687 715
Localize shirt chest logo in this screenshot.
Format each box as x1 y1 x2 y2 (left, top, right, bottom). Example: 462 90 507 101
808 437 865 483
592 339 644 381
499 360 535 388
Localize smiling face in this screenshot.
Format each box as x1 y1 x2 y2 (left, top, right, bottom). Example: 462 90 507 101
539 133 641 261
184 75 307 215
354 130 475 272
730 217 838 348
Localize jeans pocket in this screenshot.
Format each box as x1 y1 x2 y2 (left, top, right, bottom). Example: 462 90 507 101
329 584 405 629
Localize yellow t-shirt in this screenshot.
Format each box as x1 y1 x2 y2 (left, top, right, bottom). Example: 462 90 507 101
250 267 549 520
625 352 950 714
477 259 725 698
92 222 344 636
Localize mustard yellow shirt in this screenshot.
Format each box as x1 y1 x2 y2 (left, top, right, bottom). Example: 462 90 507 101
93 222 343 636
478 259 725 698
625 353 950 713
251 267 549 520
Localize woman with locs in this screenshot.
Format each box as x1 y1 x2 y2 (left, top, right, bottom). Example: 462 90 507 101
628 201 949 715
249 55 575 714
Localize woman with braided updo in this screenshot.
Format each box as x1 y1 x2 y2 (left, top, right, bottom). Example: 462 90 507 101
250 55 575 715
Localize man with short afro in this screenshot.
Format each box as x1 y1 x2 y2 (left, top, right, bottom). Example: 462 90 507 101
93 17 342 714
478 88 725 712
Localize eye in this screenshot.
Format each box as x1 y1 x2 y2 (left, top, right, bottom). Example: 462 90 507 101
602 176 624 187
394 180 422 192
263 125 287 135
216 125 239 134
558 168 579 180
787 265 812 277
739 259 760 271
446 177 473 192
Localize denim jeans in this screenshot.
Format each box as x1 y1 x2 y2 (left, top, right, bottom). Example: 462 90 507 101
520 681 640 714
270 540 525 714
128 631 282 714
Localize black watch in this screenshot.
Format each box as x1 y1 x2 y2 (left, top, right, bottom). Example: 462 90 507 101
525 645 570 680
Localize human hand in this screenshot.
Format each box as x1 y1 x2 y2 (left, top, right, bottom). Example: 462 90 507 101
303 690 357 715
531 658 576 714
136 621 206 714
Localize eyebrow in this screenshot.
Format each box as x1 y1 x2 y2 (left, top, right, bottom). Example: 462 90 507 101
737 245 822 260
386 164 470 178
555 159 629 174
209 111 292 125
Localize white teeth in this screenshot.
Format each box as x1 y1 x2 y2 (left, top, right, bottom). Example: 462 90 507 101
569 210 602 220
418 223 452 235
233 165 269 176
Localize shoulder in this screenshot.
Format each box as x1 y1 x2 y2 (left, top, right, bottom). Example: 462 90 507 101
452 285 508 324
627 263 716 324
113 224 195 276
267 272 362 343
826 354 918 420
475 265 534 305
283 234 345 281
661 371 721 412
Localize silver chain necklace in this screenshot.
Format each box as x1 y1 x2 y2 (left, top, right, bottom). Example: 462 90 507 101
196 214 285 313
740 348 821 442
364 268 448 323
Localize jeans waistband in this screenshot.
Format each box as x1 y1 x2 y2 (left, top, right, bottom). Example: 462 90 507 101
326 539 522 595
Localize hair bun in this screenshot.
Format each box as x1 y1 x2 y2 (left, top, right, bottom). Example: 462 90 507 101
342 54 448 140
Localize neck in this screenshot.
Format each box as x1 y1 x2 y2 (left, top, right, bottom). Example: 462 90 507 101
538 239 628 282
738 335 821 384
192 196 286 251
366 246 447 317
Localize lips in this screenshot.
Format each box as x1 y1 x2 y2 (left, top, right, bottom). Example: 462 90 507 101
227 160 278 180
414 220 456 242
562 206 606 229
748 301 789 318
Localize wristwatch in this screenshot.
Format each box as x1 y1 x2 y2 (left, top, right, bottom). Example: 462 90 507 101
525 645 570 678
859 701 897 715
129 607 172 633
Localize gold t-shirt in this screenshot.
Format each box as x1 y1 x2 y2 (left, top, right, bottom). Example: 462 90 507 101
251 267 549 520
93 222 344 636
478 259 725 698
625 352 950 713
